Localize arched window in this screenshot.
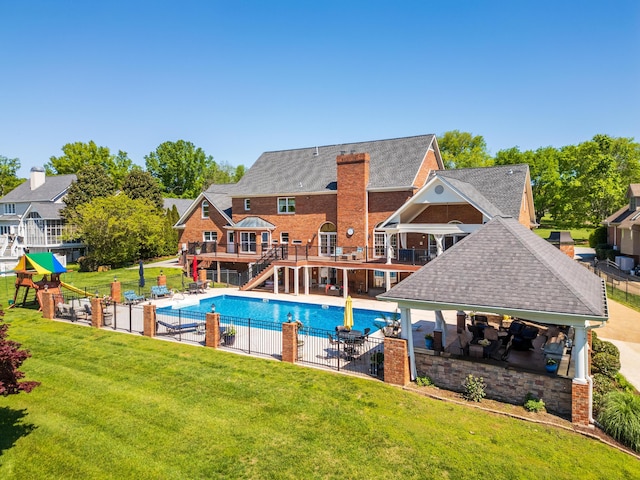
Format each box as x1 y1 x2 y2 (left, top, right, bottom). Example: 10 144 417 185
201 200 209 218
444 220 467 250
318 222 336 256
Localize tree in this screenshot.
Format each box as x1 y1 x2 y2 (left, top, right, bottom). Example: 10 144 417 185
0 309 39 396
438 130 493 169
76 195 170 267
145 140 220 198
0 155 25 197
203 161 246 187
122 168 164 211
60 165 116 223
46 141 132 188
495 146 562 224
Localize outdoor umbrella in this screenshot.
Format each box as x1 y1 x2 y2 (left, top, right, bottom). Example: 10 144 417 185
343 295 354 330
192 255 198 282
138 260 145 288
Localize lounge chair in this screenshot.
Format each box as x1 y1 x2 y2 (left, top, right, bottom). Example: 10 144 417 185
123 290 145 304
157 319 203 335
151 285 172 299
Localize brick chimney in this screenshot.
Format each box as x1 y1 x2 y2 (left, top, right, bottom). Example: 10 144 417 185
336 152 369 248
30 166 46 190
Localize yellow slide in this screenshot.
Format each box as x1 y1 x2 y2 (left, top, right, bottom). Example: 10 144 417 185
60 281 94 297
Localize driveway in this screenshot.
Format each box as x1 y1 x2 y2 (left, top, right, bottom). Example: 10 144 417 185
598 299 640 390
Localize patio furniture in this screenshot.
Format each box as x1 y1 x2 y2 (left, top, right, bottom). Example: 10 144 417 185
157 319 202 335
512 325 539 351
188 282 199 294
458 331 472 355
151 285 172 298
123 290 144 304
56 303 76 321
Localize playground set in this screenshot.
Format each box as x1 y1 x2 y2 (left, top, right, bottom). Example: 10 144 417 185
11 253 90 309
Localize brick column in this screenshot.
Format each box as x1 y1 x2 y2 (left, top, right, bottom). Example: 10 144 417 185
91 297 103 328
433 330 443 353
572 380 591 426
205 312 220 348
282 322 298 363
143 303 156 337
456 311 466 334
41 291 55 319
111 280 121 304
157 274 167 287
199 269 207 286
384 337 410 386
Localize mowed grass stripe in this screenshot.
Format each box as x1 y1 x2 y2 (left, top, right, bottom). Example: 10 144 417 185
0 309 638 479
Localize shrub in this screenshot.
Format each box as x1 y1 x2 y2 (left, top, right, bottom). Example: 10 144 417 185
596 341 620 359
592 352 621 378
416 376 434 387
616 373 638 394
597 391 640 452
78 256 100 272
523 393 546 413
462 374 486 402
593 373 617 414
589 227 607 248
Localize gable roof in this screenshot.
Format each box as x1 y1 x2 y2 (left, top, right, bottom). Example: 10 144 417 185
174 183 237 228
0 174 76 203
229 216 276 229
379 216 608 324
234 135 440 196
163 198 193 218
434 164 529 219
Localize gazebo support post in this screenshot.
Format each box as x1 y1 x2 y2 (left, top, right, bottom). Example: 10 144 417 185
435 310 447 351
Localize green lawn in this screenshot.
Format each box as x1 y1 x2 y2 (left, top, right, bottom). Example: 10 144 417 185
1 307 638 478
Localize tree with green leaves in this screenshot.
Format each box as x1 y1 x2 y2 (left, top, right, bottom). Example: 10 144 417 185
0 155 25 197
122 168 164 211
438 130 493 169
145 140 241 198
60 165 116 224
494 146 562 224
76 195 170 267
46 141 132 188
0 308 39 396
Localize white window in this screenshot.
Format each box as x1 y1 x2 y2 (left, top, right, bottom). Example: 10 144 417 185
373 270 397 287
4 204 15 215
0 226 10 235
203 231 217 242
244 199 251 211
240 232 256 253
280 232 289 244
278 197 295 214
201 200 209 218
374 233 396 257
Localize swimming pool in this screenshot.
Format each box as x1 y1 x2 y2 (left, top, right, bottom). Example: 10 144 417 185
158 295 388 333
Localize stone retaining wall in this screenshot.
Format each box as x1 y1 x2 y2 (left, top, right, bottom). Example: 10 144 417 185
415 349 573 417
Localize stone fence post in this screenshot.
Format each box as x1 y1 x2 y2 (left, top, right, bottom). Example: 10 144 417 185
143 303 156 337
384 337 410 386
282 322 298 363
205 312 220 348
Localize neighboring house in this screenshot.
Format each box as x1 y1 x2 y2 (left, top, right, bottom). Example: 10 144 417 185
176 134 534 296
0 167 82 268
602 184 640 267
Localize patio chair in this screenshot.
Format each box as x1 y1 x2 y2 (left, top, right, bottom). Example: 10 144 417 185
123 290 144 304
188 282 199 294
327 333 342 358
458 331 472 355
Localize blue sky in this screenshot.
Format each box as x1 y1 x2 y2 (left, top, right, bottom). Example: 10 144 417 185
1 1 638 178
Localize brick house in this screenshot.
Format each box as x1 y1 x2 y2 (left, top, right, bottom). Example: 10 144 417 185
176 135 535 297
602 184 640 267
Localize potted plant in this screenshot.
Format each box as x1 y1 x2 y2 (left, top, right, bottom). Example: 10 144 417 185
545 358 558 373
424 333 434 350
222 326 236 346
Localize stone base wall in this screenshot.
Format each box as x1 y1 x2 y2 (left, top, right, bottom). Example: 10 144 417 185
415 350 573 417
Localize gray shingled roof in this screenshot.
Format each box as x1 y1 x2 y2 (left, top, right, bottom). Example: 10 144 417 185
629 184 640 197
163 198 193 217
204 183 237 219
434 164 528 219
235 135 436 196
0 174 76 203
379 216 608 321
28 202 64 219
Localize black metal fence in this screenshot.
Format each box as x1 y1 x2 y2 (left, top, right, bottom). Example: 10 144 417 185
296 326 385 377
155 309 207 344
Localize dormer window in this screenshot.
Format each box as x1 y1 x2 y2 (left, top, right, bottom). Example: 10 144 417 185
201 200 209 218
632 197 638 211
4 204 15 215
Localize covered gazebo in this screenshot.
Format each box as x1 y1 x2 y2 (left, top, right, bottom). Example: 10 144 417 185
379 216 608 425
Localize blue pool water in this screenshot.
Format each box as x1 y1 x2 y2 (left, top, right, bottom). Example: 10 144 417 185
159 295 388 333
